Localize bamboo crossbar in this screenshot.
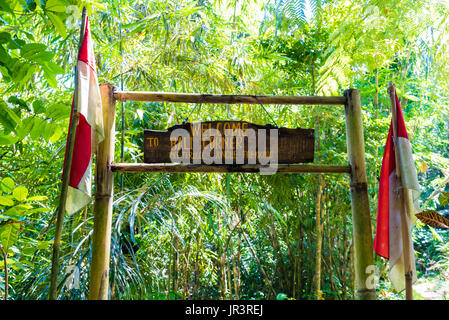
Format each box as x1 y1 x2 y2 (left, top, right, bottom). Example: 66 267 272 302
110 163 351 174
113 91 347 105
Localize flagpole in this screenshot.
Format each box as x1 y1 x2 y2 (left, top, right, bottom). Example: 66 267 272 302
49 7 87 300
388 82 414 300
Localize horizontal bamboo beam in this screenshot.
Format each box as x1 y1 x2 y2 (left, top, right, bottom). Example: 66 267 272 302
113 91 347 105
110 163 351 174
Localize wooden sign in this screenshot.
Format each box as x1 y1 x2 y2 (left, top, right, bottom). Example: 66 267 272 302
144 121 314 164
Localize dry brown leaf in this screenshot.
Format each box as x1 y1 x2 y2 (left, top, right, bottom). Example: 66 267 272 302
416 210 449 229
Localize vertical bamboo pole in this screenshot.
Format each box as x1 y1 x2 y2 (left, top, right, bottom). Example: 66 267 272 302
49 7 87 300
388 82 413 300
344 88 376 300
88 83 116 300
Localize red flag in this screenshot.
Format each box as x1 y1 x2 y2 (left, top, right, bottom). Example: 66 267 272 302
63 16 104 215
374 92 420 291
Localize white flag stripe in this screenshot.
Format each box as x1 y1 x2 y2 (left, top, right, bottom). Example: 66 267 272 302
388 170 417 291
397 137 421 211
77 60 104 146
66 186 91 215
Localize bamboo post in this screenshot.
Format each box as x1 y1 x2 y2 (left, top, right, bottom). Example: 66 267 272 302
388 82 413 300
49 7 87 300
344 89 376 300
88 83 116 300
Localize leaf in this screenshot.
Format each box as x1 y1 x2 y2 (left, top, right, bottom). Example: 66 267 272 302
32 99 45 114
45 0 67 12
416 210 449 229
0 105 17 133
37 240 51 250
276 293 288 300
0 196 14 206
0 32 12 44
15 117 35 139
7 96 30 112
0 134 19 146
29 51 55 64
45 103 70 121
49 126 62 143
30 118 47 139
0 0 13 13
0 223 20 251
27 195 48 201
8 37 25 50
42 61 64 74
12 186 28 201
439 192 449 207
47 12 67 38
0 46 12 67
43 70 58 88
20 43 47 59
0 101 22 127
2 204 31 218
1 177 15 193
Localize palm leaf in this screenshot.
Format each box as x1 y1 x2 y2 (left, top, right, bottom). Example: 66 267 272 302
416 210 449 229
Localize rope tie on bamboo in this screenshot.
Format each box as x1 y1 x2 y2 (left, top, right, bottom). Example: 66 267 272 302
349 181 368 192
95 194 112 200
357 288 376 293
182 95 205 124
253 96 279 127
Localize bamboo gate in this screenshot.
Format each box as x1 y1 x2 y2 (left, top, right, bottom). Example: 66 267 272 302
89 83 376 300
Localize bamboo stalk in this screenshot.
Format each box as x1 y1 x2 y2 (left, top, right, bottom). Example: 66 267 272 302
113 91 347 105
232 253 239 299
388 82 414 300
49 7 87 300
88 83 117 300
110 163 351 174
182 245 190 299
325 198 337 295
341 214 347 298
226 255 232 299
219 253 226 299
0 244 7 300
173 232 179 294
297 226 303 299
344 89 376 300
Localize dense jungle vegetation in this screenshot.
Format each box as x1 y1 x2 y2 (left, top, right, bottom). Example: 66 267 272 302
1 0 449 300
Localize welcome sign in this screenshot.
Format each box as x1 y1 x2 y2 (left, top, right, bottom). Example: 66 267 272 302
144 121 314 166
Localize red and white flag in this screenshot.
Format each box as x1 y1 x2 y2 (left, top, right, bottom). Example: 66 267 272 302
63 16 104 215
374 92 420 291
